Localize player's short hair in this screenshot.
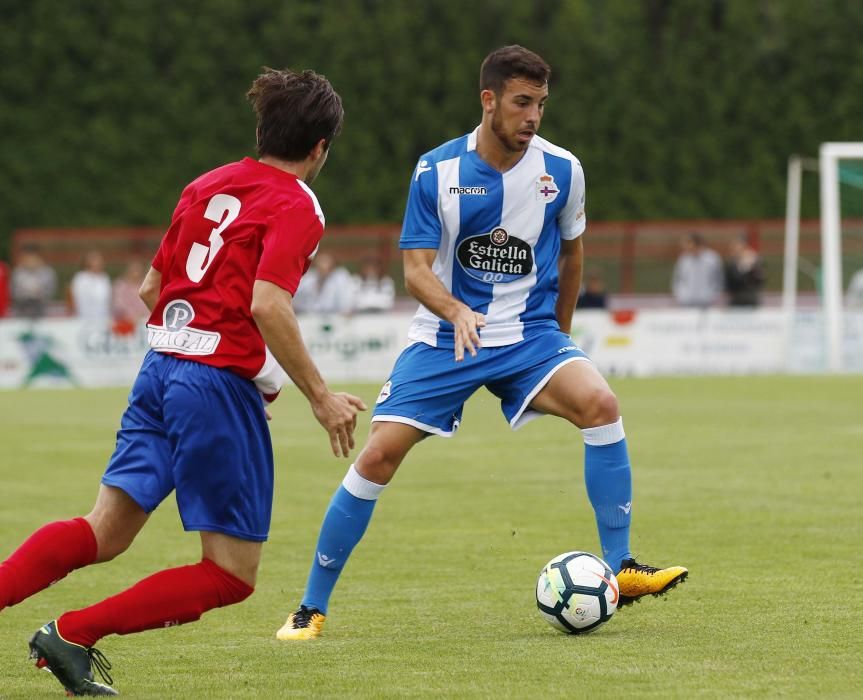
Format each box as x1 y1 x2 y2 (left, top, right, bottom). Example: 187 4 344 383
480 45 551 94
247 67 344 161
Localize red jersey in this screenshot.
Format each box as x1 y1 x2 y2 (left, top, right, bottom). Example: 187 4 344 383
147 157 324 399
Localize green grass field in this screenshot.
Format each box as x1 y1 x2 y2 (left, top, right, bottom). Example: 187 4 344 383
1 376 862 698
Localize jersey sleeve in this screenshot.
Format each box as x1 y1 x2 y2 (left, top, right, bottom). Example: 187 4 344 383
558 159 587 240
399 159 442 249
256 205 324 295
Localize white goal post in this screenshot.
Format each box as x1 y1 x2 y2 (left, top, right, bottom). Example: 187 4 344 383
784 142 863 372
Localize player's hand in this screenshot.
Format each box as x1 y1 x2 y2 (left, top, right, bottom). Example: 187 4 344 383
311 392 368 458
451 306 486 362
258 391 277 421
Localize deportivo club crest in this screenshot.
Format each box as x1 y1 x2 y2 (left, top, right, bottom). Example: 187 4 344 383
535 174 559 203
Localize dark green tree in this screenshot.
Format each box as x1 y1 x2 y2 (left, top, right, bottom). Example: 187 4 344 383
2 0 860 260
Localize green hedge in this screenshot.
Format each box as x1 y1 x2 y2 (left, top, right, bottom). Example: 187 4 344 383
3 0 862 260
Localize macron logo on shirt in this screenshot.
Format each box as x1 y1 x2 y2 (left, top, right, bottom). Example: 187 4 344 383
414 160 432 181
449 186 487 196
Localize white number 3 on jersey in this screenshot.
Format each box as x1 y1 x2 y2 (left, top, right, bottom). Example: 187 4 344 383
185 193 242 283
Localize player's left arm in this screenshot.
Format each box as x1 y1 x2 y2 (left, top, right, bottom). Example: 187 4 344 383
556 158 587 334
139 266 161 312
556 237 583 335
256 207 367 456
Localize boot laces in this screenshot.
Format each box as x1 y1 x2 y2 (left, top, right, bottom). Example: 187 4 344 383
292 605 321 628
619 558 661 575
87 647 114 686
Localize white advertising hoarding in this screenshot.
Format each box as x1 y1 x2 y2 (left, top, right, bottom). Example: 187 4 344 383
1 309 861 390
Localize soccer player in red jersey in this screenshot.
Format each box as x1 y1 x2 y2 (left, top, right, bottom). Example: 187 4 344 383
0 68 366 695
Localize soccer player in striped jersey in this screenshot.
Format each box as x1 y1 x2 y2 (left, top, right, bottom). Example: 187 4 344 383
0 68 365 694
277 46 687 641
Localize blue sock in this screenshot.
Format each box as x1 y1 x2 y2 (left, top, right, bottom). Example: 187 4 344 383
301 466 384 614
582 419 632 573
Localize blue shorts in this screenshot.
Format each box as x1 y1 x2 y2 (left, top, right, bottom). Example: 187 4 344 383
102 351 273 542
372 330 589 436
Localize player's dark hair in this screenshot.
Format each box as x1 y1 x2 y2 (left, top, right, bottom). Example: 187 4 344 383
247 68 344 161
480 45 551 95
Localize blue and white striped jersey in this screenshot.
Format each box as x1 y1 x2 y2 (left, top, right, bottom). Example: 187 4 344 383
400 127 586 348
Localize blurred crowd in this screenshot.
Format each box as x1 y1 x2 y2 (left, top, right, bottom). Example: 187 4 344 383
2 238 862 321
0 245 151 330
0 246 396 323
576 232 775 312
292 252 395 315
670 232 767 309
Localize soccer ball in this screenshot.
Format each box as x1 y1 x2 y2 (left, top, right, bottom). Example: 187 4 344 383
536 551 619 634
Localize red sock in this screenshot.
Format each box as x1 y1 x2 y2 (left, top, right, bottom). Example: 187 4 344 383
58 558 254 647
0 518 97 611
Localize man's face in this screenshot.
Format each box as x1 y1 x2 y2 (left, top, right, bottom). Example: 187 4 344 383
681 237 696 254
85 252 104 272
488 77 548 153
20 251 40 269
314 252 335 276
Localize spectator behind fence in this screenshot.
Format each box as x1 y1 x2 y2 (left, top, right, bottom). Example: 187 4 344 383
847 268 863 308
576 268 608 310
70 250 111 322
671 232 723 308
11 244 57 319
724 235 765 307
292 251 355 314
354 257 395 313
112 260 150 333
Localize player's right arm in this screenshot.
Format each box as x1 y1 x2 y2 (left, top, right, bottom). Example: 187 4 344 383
403 248 486 362
401 157 485 361
251 279 366 458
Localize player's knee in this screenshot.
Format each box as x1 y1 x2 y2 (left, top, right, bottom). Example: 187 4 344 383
355 444 401 484
93 537 133 563
86 488 147 563
86 519 136 563
581 387 619 428
597 389 620 424
202 559 255 606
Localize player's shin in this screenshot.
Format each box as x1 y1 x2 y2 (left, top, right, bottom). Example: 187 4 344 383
0 518 97 611
582 418 632 573
301 464 384 614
